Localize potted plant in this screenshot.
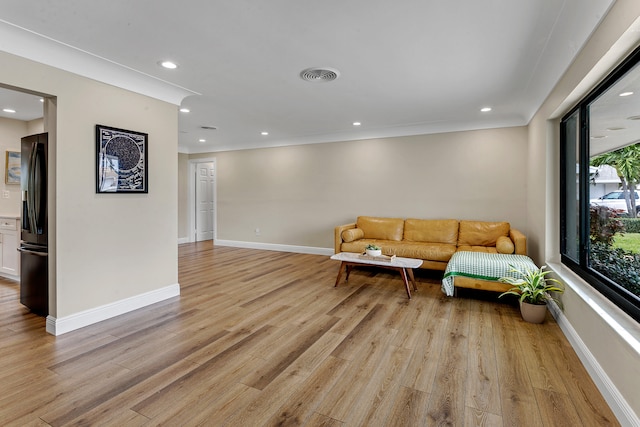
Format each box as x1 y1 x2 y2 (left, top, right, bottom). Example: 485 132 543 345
498 265 564 323
365 244 382 257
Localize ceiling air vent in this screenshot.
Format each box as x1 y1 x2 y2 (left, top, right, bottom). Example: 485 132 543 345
300 67 340 82
201 126 217 130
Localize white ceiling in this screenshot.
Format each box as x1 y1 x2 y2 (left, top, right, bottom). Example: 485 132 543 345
0 86 43 121
0 0 616 153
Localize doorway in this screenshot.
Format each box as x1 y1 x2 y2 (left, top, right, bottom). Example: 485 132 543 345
0 84 54 318
188 158 216 242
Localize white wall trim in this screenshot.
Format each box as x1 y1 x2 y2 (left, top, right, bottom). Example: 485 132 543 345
547 264 640 426
177 237 189 244
0 271 19 281
45 283 180 336
215 239 333 256
0 21 197 105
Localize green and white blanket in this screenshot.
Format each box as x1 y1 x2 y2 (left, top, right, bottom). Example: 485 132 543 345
442 251 538 296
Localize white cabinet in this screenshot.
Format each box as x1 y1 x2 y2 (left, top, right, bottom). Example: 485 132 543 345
0 217 20 277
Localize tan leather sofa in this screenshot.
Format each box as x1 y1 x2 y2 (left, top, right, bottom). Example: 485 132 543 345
335 216 527 292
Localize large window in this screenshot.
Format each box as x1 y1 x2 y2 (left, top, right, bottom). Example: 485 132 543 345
561 45 640 323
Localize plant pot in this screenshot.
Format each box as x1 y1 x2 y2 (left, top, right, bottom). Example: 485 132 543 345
519 301 547 324
365 249 382 257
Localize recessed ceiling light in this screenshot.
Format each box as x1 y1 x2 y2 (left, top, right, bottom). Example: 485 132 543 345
480 107 492 112
159 60 178 69
2 108 16 113
353 122 361 126
180 108 190 113
619 91 634 97
198 139 206 143
261 131 269 136
39 98 44 103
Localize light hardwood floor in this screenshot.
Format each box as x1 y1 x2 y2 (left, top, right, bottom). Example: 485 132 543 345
0 241 620 426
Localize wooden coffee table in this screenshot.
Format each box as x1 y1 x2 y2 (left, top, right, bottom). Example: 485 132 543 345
330 252 423 299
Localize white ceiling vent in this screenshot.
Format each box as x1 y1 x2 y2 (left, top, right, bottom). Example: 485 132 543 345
300 67 340 82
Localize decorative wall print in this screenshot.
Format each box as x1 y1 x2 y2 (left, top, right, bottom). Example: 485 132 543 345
5 151 20 184
96 125 148 193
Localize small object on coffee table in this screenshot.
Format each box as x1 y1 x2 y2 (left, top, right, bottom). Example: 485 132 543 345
365 244 382 257
358 253 396 262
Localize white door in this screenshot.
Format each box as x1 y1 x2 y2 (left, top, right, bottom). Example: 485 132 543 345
195 162 215 242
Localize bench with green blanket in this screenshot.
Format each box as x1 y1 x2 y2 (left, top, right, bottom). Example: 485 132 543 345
442 251 538 296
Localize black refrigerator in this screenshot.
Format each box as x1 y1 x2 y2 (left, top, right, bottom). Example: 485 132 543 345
19 133 48 316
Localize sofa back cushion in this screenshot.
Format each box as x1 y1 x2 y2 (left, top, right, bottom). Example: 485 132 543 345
356 216 405 241
458 221 510 247
404 219 459 244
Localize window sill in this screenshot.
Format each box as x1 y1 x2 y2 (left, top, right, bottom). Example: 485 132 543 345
547 261 640 358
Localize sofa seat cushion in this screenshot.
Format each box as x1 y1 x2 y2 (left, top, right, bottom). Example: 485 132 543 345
404 219 459 244
341 239 388 254
356 216 405 241
340 240 456 263
456 245 499 254
458 221 509 247
387 242 457 262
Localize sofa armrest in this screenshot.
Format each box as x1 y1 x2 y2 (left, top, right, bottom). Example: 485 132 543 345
510 228 527 255
335 223 356 254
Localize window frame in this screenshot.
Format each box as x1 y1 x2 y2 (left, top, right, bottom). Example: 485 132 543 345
560 44 640 323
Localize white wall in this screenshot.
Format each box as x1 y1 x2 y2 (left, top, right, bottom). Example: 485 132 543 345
177 153 189 240
26 118 44 135
188 126 529 249
0 51 179 325
0 116 27 215
528 1 640 422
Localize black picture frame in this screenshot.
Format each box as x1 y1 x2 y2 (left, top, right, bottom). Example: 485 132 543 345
96 124 148 193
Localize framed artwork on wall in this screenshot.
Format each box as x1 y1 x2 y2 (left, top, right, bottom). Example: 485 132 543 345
96 124 148 193
5 151 20 184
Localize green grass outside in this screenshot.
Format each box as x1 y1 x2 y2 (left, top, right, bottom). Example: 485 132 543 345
613 232 640 253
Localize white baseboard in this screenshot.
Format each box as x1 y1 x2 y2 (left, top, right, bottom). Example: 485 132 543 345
214 239 333 256
46 283 180 336
548 302 640 426
177 237 190 244
0 271 19 281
